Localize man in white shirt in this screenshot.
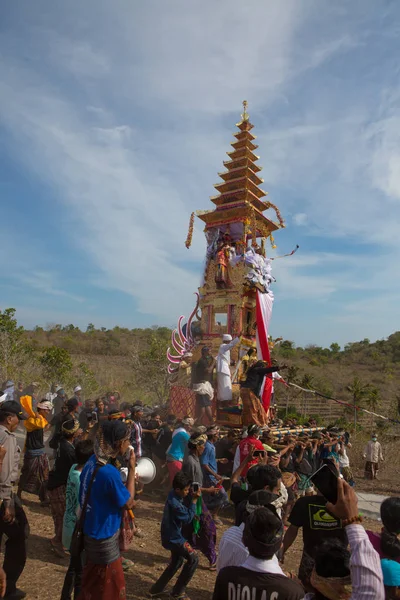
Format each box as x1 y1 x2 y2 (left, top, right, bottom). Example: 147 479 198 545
363 433 384 480
216 333 241 404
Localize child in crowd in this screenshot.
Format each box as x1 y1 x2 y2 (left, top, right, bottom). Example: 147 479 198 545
149 471 201 600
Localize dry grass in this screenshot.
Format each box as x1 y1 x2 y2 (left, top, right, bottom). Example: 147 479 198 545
15 476 386 600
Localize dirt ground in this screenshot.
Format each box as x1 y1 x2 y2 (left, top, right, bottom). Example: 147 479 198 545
12 482 382 600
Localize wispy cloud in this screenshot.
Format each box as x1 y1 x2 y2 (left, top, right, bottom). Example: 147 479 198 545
17 272 84 303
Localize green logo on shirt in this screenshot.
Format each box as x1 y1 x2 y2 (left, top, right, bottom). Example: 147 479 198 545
309 504 341 530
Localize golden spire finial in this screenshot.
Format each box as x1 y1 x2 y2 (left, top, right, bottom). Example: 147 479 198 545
241 100 249 122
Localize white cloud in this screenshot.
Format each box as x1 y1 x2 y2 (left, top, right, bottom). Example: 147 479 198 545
293 213 308 226
0 1 399 344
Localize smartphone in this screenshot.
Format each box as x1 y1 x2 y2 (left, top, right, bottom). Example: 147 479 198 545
92 411 98 423
310 464 338 504
192 482 200 493
253 450 265 457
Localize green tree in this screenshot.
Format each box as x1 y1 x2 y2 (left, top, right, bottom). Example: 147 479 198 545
330 342 341 354
129 332 170 403
347 376 371 428
75 362 99 397
39 347 73 385
0 308 30 380
86 323 95 333
279 340 295 359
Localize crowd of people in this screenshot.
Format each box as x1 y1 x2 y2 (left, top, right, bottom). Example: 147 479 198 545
0 379 396 600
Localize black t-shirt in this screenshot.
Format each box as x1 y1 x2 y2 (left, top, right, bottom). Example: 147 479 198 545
230 482 253 525
241 365 279 396
194 357 213 383
213 567 304 600
289 495 347 558
47 438 76 490
154 425 173 461
215 437 236 460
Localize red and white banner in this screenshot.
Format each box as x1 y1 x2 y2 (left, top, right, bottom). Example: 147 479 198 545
256 291 274 414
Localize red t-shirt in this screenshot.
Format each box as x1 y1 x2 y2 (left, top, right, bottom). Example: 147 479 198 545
239 436 264 476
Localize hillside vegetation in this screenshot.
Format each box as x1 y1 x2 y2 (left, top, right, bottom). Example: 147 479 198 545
1 308 399 430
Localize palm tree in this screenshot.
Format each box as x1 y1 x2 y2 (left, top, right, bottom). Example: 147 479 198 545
347 376 370 429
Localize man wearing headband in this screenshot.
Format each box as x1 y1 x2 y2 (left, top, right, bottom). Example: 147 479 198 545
17 397 52 506
182 432 218 570
79 420 136 599
129 403 144 459
213 506 304 599
47 418 82 557
200 426 229 525
216 332 241 405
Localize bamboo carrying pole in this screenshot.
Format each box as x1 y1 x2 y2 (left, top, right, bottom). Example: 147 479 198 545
268 426 324 437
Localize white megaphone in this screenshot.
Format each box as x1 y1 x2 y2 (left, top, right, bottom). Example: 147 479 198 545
135 457 156 485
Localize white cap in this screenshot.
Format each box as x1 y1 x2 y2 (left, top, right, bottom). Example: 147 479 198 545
37 401 53 411
222 334 232 342
74 385 82 393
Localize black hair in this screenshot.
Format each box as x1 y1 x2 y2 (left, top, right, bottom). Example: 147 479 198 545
247 465 281 492
75 440 94 465
245 507 282 560
172 471 191 491
314 539 350 578
0 411 14 423
380 497 400 559
322 458 339 476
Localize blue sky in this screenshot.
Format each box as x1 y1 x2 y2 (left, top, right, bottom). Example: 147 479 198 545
1 1 399 347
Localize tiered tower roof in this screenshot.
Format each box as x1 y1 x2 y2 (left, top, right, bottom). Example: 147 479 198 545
197 101 281 238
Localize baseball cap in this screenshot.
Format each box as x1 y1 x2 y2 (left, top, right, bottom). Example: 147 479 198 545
0 401 26 420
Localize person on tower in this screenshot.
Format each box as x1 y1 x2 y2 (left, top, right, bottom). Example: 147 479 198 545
216 333 241 405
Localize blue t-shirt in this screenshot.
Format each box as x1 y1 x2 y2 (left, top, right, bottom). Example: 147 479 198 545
381 558 400 587
168 430 190 462
79 454 130 540
201 440 218 485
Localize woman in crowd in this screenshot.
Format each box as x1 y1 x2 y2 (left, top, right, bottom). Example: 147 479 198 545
166 417 194 483
78 419 136 600
61 439 95 600
47 419 81 557
367 497 400 598
182 432 218 570
17 397 52 505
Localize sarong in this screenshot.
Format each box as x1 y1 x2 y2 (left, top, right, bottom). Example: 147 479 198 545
240 387 268 427
182 500 217 566
217 372 233 402
364 461 378 479
48 484 66 544
19 453 49 501
298 550 315 588
167 460 183 484
77 558 126 600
